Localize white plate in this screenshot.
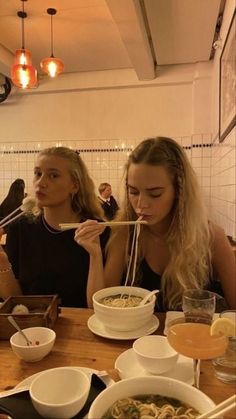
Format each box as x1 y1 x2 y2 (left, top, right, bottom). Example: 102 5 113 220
87 314 159 340
15 366 113 389
115 347 194 385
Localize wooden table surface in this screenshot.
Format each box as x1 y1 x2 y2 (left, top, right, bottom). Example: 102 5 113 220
0 308 235 417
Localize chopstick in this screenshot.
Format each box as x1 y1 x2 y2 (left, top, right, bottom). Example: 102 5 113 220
0 197 37 230
0 211 24 229
198 394 236 419
59 220 148 230
0 205 22 227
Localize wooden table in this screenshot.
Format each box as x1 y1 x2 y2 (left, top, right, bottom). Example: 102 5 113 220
0 308 235 417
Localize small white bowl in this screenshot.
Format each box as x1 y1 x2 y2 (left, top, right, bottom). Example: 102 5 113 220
133 335 179 374
93 286 156 332
29 367 90 419
10 326 56 362
88 376 215 419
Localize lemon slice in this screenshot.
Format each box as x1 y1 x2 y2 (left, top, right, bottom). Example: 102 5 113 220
210 317 236 337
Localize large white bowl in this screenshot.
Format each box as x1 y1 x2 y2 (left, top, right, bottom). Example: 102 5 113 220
88 376 215 419
133 335 179 374
30 367 90 419
10 326 56 362
92 286 156 332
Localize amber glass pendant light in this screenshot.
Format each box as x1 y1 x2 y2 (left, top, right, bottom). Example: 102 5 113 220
40 8 64 77
11 0 37 89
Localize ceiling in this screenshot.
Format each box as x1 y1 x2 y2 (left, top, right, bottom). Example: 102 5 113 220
0 0 224 82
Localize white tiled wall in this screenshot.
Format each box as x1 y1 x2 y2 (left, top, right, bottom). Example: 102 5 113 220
1 133 235 239
210 127 236 239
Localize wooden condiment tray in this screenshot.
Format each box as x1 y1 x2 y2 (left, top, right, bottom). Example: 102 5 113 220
0 295 61 339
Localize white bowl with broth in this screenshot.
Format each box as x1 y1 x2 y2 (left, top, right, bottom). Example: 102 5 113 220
92 286 156 332
88 376 215 419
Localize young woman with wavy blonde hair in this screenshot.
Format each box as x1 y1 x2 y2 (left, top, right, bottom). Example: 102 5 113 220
0 147 108 307
76 137 235 310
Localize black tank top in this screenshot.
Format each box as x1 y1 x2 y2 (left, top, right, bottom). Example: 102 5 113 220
134 259 227 312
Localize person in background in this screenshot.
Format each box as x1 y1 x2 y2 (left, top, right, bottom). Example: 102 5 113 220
98 182 119 220
0 178 25 233
0 147 109 307
75 137 236 311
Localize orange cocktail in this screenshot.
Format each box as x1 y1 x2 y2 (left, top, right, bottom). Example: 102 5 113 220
167 322 228 360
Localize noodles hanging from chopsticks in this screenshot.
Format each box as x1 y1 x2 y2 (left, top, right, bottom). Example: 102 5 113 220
121 221 141 300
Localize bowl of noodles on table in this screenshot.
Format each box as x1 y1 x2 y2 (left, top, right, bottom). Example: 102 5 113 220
88 376 215 419
92 286 156 332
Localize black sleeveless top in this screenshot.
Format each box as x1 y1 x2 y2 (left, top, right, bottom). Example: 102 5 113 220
127 259 227 312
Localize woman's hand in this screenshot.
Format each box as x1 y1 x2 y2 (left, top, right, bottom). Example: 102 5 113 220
74 220 106 256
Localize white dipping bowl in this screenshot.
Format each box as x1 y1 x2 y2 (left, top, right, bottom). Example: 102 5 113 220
133 335 179 374
10 326 56 362
92 286 156 332
88 376 215 419
30 367 90 419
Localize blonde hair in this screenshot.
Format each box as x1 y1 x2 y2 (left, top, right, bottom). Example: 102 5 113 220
34 147 103 220
113 137 212 309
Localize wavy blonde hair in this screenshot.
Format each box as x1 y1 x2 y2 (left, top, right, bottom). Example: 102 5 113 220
113 137 212 309
33 147 103 220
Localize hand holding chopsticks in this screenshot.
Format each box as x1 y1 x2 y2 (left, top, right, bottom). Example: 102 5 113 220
198 394 236 419
60 220 147 230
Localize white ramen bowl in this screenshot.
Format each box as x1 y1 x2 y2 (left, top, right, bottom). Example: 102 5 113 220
133 335 179 374
88 376 215 419
10 327 56 362
92 286 156 332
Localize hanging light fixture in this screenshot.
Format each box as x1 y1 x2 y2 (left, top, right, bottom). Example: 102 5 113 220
11 0 37 89
40 8 64 77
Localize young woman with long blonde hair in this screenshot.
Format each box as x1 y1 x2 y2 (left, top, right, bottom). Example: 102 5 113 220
76 137 235 310
0 147 108 307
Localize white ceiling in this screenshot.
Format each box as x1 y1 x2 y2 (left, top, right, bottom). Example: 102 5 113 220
0 0 224 81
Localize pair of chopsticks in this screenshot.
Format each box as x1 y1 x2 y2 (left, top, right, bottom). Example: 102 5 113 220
198 394 236 419
0 205 23 230
0 197 37 230
59 220 147 230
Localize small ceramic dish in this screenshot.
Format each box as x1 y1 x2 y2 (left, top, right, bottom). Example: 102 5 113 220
10 326 56 362
133 335 179 374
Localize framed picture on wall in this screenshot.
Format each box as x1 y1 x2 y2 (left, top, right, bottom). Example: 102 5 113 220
219 11 236 142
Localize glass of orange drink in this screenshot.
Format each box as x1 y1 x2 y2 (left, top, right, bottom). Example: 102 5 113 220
167 290 228 388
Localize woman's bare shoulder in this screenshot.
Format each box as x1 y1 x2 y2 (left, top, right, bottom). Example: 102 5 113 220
210 221 227 239
209 222 233 254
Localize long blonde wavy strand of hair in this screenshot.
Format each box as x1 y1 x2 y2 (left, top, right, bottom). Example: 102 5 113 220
161 142 211 309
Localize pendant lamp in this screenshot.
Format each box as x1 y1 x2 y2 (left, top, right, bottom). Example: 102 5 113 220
40 8 64 77
11 0 37 89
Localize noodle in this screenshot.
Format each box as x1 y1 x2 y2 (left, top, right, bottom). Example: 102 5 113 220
100 221 143 308
124 222 141 288
101 395 200 419
99 294 143 307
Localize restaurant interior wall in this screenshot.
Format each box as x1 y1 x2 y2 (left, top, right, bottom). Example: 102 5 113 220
0 1 235 240
0 63 213 215
209 1 236 240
